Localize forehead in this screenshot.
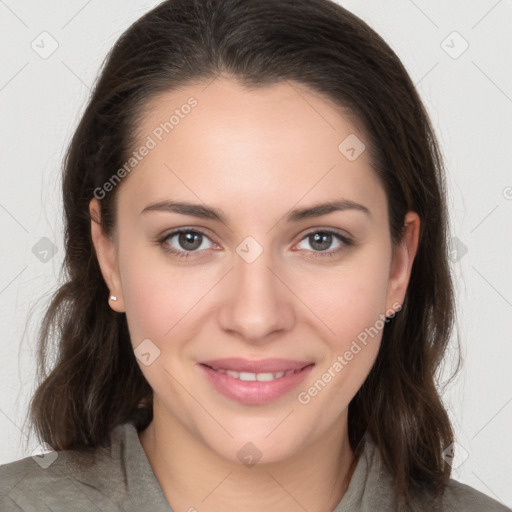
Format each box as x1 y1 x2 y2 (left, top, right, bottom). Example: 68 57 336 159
119 76 386 222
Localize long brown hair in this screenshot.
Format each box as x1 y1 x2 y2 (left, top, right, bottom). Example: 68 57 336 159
26 0 458 505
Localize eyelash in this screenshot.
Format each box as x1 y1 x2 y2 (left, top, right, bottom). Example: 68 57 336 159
157 227 353 260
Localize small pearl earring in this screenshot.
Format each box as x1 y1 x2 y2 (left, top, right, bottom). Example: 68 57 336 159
109 295 117 302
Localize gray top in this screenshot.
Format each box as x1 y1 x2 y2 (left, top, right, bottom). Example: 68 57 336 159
1 422 509 511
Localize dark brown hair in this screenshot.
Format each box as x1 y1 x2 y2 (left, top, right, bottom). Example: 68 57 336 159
26 0 458 506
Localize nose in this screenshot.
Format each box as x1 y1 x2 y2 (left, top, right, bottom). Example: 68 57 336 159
217 246 295 344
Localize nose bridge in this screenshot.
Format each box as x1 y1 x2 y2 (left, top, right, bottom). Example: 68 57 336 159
218 236 293 341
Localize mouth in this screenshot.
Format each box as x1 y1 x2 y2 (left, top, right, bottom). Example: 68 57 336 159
198 358 315 405
200 364 312 382
199 357 314 373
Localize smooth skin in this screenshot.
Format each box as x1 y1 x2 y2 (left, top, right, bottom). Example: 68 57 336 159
90 76 420 512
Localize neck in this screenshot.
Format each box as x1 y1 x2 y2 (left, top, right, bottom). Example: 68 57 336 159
139 406 357 512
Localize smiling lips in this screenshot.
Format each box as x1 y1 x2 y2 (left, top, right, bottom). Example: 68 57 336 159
199 358 315 405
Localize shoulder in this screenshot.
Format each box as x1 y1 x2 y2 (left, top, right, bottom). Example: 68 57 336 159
440 478 511 512
348 435 511 512
0 423 136 512
0 452 118 511
0 453 82 510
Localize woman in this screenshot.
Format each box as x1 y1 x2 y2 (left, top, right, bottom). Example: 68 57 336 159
1 0 509 511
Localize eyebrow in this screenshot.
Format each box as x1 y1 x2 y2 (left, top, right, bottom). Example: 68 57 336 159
140 199 370 223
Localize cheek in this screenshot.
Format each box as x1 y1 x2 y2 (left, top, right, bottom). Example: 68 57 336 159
300 252 391 341
118 256 205 405
118 248 209 345
295 283 386 417
293 249 390 401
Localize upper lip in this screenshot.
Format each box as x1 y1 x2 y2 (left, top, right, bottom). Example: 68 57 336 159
200 358 314 373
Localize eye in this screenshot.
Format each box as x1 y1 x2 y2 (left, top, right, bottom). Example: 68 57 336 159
158 228 216 258
157 227 353 260
295 230 352 257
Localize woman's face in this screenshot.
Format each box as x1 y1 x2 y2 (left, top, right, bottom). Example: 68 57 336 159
91 76 418 464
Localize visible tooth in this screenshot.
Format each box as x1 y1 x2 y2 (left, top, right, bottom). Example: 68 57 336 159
256 372 276 381
239 372 257 381
220 369 295 381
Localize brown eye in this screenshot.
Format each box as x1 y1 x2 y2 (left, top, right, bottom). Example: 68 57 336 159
308 232 334 252
176 231 203 251
160 228 215 257
297 229 353 258
296 230 351 255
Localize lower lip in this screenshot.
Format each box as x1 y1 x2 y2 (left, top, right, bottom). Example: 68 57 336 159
199 363 314 405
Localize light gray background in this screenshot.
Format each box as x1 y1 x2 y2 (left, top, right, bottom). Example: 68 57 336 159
1 0 511 507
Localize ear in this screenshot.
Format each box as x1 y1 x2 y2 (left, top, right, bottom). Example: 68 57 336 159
89 198 125 312
385 211 420 313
